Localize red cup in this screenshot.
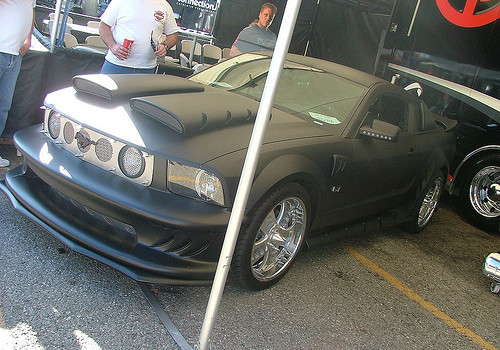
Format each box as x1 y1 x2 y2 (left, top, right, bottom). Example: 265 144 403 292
123 37 134 50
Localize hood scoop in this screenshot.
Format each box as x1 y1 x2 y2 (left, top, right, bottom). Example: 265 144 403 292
130 91 260 135
72 74 204 101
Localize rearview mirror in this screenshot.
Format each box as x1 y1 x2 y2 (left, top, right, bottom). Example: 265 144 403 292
359 119 400 142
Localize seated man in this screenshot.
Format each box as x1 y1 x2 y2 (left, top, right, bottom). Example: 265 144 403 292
230 2 278 57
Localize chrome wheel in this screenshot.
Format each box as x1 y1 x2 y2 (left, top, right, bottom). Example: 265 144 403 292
418 176 443 228
469 166 500 218
251 196 306 282
234 183 310 289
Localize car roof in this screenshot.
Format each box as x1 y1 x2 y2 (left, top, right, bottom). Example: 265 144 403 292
255 51 388 88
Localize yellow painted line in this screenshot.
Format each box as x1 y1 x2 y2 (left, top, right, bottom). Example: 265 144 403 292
343 245 499 350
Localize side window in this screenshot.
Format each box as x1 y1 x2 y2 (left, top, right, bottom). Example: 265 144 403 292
364 95 411 132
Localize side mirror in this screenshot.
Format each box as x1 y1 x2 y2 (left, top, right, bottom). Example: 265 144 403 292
359 119 400 142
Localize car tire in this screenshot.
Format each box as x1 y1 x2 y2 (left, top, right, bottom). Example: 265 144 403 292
459 155 500 231
233 183 310 290
408 171 444 234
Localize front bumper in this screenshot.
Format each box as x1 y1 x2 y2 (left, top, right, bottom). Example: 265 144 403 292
483 252 500 283
1 125 232 284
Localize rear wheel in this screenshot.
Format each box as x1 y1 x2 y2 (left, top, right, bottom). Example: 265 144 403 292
459 155 500 231
408 171 444 234
233 183 310 290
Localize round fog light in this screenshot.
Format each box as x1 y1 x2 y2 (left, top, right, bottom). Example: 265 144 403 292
63 122 74 144
118 146 145 178
47 111 61 139
95 138 113 162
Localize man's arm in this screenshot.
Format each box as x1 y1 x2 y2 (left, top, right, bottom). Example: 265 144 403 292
164 32 178 51
229 45 242 57
156 32 178 58
99 21 129 60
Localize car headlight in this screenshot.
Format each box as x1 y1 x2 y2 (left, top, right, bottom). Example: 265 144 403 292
118 145 146 178
47 111 62 139
167 161 225 205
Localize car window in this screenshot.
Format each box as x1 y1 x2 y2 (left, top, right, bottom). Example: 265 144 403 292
363 94 412 132
190 54 367 126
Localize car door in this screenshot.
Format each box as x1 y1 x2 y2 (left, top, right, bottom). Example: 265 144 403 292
320 90 428 225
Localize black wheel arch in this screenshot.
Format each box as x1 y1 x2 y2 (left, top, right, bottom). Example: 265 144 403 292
246 154 325 222
453 148 500 195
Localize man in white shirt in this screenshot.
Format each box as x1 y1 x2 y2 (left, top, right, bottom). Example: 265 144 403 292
0 0 35 167
99 0 179 74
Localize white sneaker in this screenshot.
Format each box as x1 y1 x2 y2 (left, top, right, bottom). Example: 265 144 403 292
0 156 10 167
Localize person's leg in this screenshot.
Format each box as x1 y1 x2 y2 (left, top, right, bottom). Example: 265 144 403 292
133 67 155 74
0 52 23 167
100 60 155 74
101 60 135 74
0 53 22 136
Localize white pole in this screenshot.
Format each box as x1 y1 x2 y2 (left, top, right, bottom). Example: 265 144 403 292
197 0 303 349
50 0 64 53
407 0 421 36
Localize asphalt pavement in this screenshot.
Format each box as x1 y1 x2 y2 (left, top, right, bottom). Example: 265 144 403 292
0 143 499 350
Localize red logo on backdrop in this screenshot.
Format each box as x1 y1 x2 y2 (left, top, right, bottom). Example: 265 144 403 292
436 0 500 27
154 11 165 22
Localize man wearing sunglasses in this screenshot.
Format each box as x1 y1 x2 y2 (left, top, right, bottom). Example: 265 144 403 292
99 0 179 74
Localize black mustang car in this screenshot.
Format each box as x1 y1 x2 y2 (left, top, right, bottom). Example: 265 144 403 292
1 52 456 290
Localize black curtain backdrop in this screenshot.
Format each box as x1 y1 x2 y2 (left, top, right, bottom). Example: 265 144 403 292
308 2 392 73
5 50 49 137
5 46 104 137
288 0 317 55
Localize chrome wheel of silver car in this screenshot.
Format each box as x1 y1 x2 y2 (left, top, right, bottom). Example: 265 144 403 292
460 156 500 230
469 166 500 218
234 183 310 290
251 196 306 282
418 175 443 228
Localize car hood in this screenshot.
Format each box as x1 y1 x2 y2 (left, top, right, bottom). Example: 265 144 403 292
44 74 333 164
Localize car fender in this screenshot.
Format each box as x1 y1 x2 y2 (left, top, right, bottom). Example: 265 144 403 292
247 154 327 211
447 145 500 194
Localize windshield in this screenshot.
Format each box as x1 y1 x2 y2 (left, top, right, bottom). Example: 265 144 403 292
190 53 367 126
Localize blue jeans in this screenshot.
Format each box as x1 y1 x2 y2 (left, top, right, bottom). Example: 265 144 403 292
100 60 156 74
0 52 23 136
